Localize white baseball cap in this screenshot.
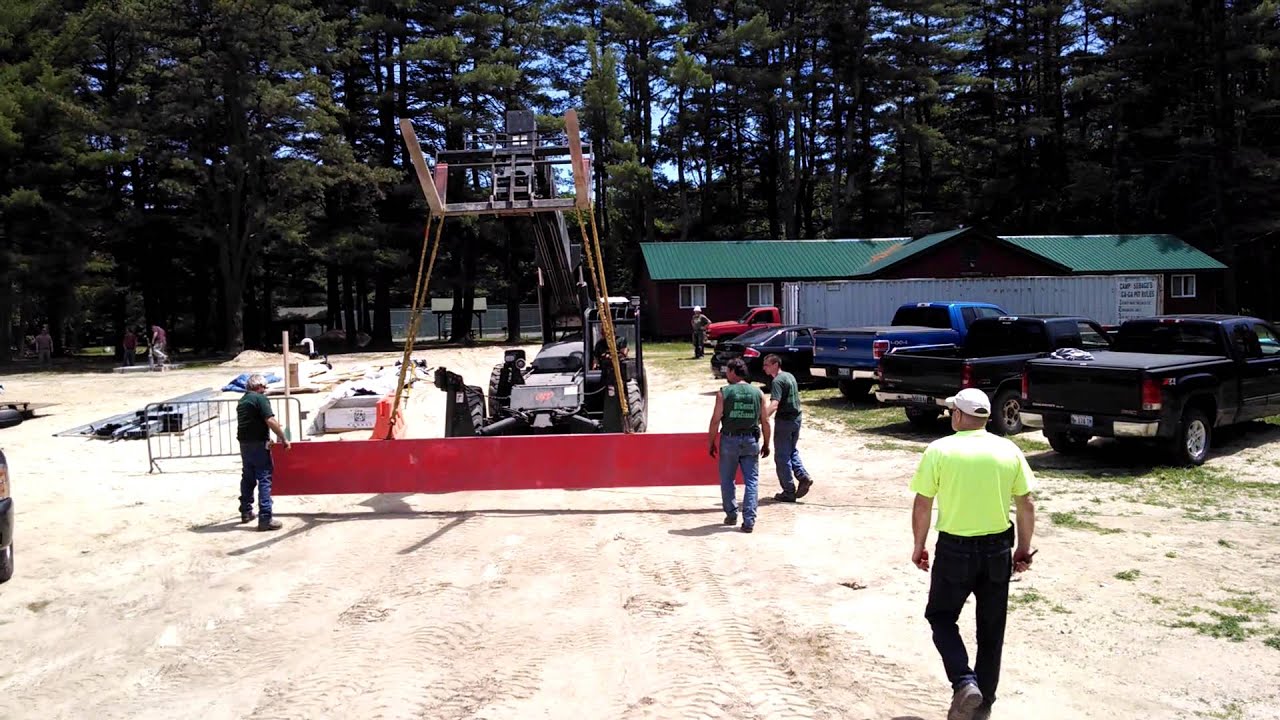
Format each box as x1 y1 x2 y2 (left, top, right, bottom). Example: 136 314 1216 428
693 306 702 312
945 388 991 417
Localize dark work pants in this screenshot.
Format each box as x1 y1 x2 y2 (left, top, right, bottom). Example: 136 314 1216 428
924 525 1014 707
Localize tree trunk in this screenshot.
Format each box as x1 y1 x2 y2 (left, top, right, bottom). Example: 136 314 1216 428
327 264 340 330
0 248 11 363
373 269 391 346
343 268 357 347
357 273 370 334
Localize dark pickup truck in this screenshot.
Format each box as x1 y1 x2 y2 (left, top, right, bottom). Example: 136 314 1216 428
876 316 1113 434
1020 315 1280 465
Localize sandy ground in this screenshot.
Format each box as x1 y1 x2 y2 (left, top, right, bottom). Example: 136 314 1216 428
1 346 1279 720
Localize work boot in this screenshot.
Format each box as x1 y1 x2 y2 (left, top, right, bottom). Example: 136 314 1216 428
240 511 256 524
257 518 283 532
948 683 983 720
796 477 814 499
973 704 992 720
773 492 796 503
724 513 737 526
741 524 754 534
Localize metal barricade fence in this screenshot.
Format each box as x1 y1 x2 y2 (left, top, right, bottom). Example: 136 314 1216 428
146 397 304 473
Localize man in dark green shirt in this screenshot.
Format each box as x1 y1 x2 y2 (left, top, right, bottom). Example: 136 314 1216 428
764 354 812 502
708 358 770 533
237 374 290 530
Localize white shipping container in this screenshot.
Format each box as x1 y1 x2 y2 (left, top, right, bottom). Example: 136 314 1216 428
781 275 1162 328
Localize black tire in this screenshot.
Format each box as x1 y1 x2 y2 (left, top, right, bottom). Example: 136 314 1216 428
1169 408 1211 466
989 389 1023 436
0 409 22 429
626 379 647 433
905 406 941 428
463 385 487 435
1047 432 1090 455
0 542 12 584
838 379 872 400
487 363 504 418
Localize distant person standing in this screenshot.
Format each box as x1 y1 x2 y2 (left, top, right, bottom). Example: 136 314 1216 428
34 325 53 366
121 328 137 366
691 306 711 359
237 374 290 531
762 354 813 502
149 324 168 368
909 388 1037 720
708 358 770 533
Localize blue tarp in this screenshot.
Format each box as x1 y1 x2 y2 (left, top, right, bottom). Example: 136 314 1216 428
222 372 282 393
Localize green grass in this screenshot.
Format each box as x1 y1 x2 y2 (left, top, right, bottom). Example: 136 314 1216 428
1009 587 1072 615
1218 539 1235 549
801 387 908 431
1173 611 1252 641
1010 435 1050 453
1165 551 1178 559
1050 511 1124 535
1167 588 1279 648
644 342 711 375
1200 702 1247 720
1041 463 1280 521
1114 569 1141 582
865 440 924 454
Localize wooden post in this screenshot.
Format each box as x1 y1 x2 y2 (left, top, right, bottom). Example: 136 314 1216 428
282 330 292 440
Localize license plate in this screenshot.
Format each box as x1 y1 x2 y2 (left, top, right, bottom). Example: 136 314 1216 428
1070 414 1094 428
838 368 851 377
910 395 931 404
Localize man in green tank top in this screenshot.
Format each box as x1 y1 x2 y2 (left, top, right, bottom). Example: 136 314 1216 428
708 358 770 532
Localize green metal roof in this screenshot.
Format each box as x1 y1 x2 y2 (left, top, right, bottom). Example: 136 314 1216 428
640 239 902 281
855 227 973 276
999 235 1227 273
640 231 1226 282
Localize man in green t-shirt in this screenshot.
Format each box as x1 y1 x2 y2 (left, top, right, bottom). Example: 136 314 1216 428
909 388 1037 720
237 374 291 531
763 354 812 502
708 358 770 533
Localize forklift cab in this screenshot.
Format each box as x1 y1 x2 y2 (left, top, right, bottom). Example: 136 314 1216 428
582 298 645 417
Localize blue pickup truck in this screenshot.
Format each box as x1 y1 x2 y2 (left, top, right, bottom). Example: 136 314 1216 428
812 301 1007 399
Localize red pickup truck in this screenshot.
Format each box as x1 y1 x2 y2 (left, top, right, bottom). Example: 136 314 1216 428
707 306 783 341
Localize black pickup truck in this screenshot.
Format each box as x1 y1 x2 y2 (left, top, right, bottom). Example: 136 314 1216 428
1020 315 1280 465
876 315 1113 434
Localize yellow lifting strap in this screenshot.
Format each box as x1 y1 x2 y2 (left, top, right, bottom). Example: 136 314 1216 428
387 213 446 436
573 205 630 430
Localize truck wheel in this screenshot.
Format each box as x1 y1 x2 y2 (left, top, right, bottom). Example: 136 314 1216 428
0 543 12 584
989 389 1023 436
839 380 872 401
487 363 504 418
905 406 941 429
1169 408 1211 466
626 379 647 433
463 385 487 435
1047 432 1090 455
0 409 21 429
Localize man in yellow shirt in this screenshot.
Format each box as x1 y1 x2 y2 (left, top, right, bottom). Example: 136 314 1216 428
909 388 1037 720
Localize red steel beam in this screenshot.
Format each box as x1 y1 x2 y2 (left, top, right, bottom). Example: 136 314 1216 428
270 432 740 496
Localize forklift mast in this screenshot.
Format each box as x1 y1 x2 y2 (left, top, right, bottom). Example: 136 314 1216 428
431 111 592 343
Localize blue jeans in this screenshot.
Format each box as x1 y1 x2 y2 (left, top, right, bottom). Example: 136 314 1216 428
718 433 760 526
239 441 274 520
773 416 809 494
925 526 1014 707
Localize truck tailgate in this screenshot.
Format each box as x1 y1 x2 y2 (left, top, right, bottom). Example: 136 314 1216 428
879 353 964 394
1026 363 1142 415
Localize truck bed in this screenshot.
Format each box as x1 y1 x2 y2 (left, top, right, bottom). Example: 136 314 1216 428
1028 350 1227 371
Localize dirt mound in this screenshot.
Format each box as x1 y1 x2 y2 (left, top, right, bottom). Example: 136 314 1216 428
221 349 310 368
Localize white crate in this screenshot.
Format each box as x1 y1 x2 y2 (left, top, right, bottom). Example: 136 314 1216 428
321 396 381 431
